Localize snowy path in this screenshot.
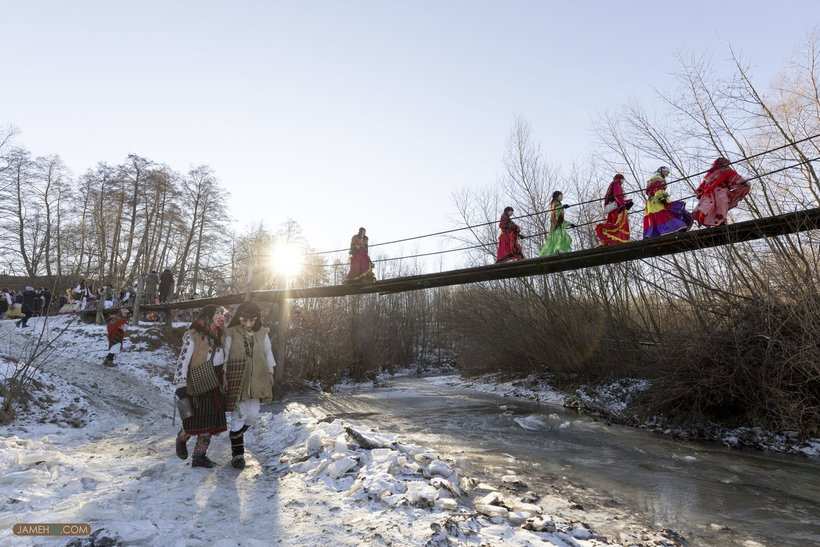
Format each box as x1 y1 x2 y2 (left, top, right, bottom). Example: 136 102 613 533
0 317 681 546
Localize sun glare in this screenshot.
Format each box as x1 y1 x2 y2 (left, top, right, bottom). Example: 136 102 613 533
271 244 304 279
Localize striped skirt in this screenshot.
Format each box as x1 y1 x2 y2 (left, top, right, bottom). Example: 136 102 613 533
182 388 227 435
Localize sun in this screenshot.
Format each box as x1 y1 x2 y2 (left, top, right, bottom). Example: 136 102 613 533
270 243 304 279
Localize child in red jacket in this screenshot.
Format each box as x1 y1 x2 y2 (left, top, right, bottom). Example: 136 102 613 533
104 308 130 367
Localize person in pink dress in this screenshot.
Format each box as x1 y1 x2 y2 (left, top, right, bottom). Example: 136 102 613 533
692 157 750 227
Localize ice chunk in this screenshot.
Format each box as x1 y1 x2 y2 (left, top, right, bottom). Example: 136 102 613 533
306 432 323 455
501 475 528 489
476 504 509 518
430 476 463 498
370 448 396 464
425 460 455 481
327 456 358 479
511 501 542 515
434 498 458 511
405 481 437 507
477 491 501 506
514 416 543 431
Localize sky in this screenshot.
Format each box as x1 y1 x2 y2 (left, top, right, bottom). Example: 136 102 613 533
1 1 816 270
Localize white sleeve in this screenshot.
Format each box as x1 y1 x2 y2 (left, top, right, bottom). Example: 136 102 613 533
222 336 232 365
263 333 276 373
173 332 195 387
212 342 226 367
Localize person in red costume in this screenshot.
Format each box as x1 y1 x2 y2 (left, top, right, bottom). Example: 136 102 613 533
103 308 130 367
496 206 525 262
692 157 750 227
595 174 634 246
345 227 376 283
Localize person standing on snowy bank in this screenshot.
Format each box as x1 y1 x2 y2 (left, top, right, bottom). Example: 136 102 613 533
103 308 130 367
223 302 276 470
173 305 227 468
16 286 36 328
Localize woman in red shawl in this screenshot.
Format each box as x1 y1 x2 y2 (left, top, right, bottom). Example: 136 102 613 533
595 174 634 246
692 157 750 227
496 206 525 262
346 227 376 283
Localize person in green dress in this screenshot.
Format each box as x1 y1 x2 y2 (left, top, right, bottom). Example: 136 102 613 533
539 191 573 256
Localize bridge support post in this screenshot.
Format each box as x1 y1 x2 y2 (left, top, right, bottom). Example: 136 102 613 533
132 275 144 327
273 294 289 399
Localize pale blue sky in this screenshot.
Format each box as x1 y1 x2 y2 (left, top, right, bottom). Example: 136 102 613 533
2 1 816 267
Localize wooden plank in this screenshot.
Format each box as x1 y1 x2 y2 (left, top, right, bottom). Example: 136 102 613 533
137 207 820 310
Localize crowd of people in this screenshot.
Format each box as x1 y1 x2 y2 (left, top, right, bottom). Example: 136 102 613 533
0 268 178 327
0 287 54 327
496 158 749 262
64 268 177 313
337 159 750 281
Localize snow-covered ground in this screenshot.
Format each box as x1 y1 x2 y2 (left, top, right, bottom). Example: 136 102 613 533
436 373 820 457
0 316 682 546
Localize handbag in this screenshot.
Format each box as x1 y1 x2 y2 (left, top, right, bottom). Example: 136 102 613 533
188 348 220 396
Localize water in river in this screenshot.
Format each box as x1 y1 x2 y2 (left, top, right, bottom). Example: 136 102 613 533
284 375 820 546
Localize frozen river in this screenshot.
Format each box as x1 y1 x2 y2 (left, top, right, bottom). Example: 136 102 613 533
287 375 820 546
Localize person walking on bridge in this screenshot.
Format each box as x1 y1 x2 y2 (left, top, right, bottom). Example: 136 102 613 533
496 206 525 262
159 268 175 303
345 227 376 283
540 192 574 256
595 174 633 246
642 166 693 238
692 157 750 227
144 271 160 304
223 302 277 470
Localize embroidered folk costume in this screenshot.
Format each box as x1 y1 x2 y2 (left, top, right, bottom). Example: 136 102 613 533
223 302 277 470
173 306 227 468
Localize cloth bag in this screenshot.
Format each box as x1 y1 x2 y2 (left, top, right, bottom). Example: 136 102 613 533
188 358 219 395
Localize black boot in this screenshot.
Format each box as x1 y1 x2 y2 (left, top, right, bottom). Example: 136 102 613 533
230 425 248 470
176 438 188 460
191 455 216 468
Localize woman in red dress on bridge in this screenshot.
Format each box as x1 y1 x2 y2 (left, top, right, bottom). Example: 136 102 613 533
496 206 525 262
595 174 634 246
346 227 376 283
692 157 750 227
